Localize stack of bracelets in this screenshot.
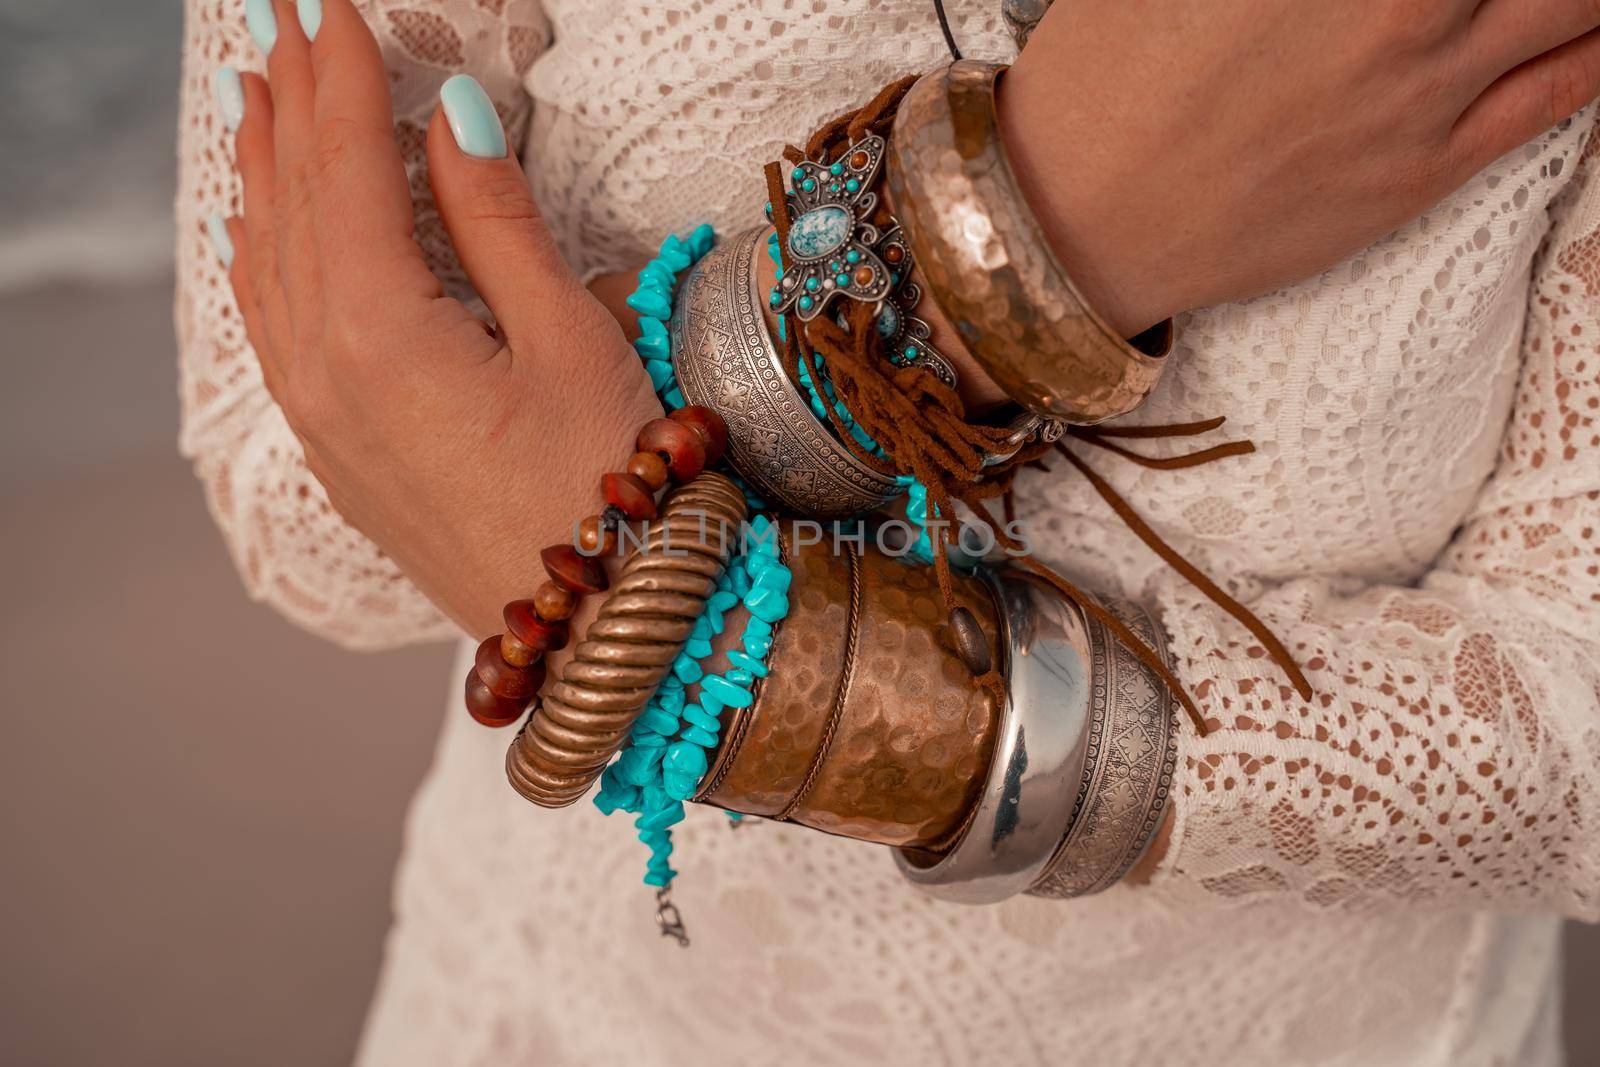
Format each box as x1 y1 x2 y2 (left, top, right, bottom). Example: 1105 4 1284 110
464 60 1311 943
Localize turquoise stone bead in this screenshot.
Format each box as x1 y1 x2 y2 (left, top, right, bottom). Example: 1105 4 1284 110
835 273 851 288
663 386 685 408
732 567 752 596
744 616 773 640
664 741 708 777
616 745 664 787
639 262 675 290
643 868 675 887
846 249 862 263
798 295 814 312
657 685 685 712
801 178 817 193
787 204 853 260
699 690 724 716
691 616 715 640
672 654 704 684
625 288 672 320
702 674 753 708
726 667 753 686
628 729 668 748
637 800 684 832
687 223 715 257
644 359 674 391
769 290 782 307
727 650 769 678
683 703 721 731
791 167 805 182
640 316 670 339
830 162 844 176
805 277 820 292
685 638 713 659
680 725 720 747
592 787 630 816
846 178 860 193
755 565 792 592
743 633 772 658
636 706 680 735
659 234 691 271
709 590 739 613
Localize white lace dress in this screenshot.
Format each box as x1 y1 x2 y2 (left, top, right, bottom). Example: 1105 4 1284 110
175 2 1600 1063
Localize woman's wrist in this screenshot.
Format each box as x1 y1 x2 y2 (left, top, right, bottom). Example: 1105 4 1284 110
993 59 1184 339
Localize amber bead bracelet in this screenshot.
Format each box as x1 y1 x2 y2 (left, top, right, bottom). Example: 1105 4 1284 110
463 405 730 727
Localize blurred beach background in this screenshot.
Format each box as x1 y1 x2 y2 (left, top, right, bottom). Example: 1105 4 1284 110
0 2 1595 1065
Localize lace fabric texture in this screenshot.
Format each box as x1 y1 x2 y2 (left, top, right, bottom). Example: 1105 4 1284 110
175 1 1598 1063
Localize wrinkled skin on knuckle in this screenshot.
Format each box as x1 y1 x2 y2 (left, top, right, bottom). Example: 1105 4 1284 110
274 161 316 229
308 117 371 189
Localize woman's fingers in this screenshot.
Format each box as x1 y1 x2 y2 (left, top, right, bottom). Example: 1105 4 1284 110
234 71 295 382
305 0 440 313
1451 28 1600 177
215 216 289 404
425 76 589 347
263 0 324 343
1467 0 1600 86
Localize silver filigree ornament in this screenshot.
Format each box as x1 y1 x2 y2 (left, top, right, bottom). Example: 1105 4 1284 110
767 135 957 388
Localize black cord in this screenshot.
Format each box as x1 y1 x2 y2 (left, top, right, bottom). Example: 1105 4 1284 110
932 0 962 60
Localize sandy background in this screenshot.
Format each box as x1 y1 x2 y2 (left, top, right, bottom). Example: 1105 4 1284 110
0 2 1595 1064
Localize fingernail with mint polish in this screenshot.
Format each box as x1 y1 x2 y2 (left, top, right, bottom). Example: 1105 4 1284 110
207 213 235 269
297 0 322 40
244 0 277 54
215 66 245 132
440 75 507 159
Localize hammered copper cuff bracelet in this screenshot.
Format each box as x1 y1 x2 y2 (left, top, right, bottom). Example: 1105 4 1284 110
887 60 1172 425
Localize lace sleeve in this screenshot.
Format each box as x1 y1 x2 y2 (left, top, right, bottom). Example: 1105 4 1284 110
175 0 550 649
1158 141 1600 918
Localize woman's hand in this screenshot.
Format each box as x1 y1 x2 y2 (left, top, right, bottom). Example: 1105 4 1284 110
998 0 1600 335
219 0 660 637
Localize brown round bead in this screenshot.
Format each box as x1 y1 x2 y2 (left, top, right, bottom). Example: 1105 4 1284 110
576 515 616 557
542 543 609 594
637 418 706 482
602 471 658 521
500 631 537 667
668 406 728 467
883 243 905 265
533 580 577 621
503 599 572 654
475 635 545 699
853 265 875 287
465 669 527 728
849 150 869 169
626 450 670 490
948 606 991 676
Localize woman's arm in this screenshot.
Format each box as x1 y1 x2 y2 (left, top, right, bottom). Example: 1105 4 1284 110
175 0 550 648
1153 146 1600 917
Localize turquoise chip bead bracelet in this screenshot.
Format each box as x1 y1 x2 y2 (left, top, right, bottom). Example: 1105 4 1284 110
593 514 791 890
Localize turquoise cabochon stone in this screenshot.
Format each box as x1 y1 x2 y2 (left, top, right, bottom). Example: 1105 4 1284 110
787 204 853 260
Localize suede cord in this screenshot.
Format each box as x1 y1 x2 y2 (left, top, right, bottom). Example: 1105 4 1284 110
761 80 1313 734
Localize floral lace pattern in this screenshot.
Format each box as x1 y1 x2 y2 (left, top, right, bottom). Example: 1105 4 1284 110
176 1 1597 1063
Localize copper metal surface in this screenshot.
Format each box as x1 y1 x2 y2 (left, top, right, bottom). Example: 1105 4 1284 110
506 474 747 808
887 61 1171 424
697 529 1003 852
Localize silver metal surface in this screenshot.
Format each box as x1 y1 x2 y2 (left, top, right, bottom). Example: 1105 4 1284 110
670 226 903 518
894 565 1093 903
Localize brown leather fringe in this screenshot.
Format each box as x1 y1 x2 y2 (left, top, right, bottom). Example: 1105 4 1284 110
760 80 1314 735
